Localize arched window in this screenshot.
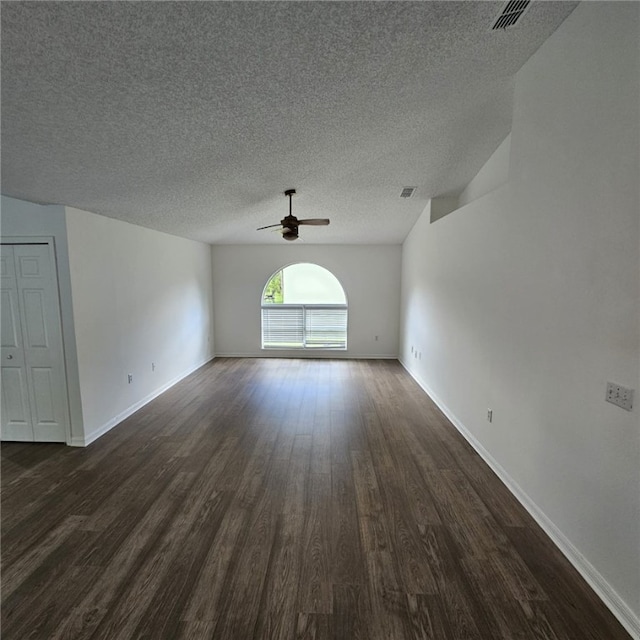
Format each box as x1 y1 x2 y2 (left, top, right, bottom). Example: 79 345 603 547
261 263 348 350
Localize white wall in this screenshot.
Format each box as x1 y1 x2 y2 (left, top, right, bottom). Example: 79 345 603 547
212 244 401 358
0 196 85 443
400 2 639 635
65 207 214 444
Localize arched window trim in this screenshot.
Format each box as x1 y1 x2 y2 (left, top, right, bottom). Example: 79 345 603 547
261 263 348 350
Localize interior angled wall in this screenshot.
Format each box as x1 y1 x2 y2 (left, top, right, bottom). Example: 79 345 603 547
400 2 639 635
65 207 215 445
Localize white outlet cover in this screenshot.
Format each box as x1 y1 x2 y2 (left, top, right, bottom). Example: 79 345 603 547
606 382 634 411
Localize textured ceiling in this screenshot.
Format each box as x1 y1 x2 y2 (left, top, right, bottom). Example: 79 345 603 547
1 1 577 245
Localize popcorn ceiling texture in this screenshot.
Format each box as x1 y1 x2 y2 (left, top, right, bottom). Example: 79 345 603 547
1 2 577 244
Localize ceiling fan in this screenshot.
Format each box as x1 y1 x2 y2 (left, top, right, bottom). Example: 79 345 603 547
257 189 330 241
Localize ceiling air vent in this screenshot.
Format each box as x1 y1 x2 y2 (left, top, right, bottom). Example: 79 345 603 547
400 186 417 199
491 0 532 30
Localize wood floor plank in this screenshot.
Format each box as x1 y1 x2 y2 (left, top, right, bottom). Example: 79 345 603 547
210 431 289 638
406 593 453 640
332 583 369 640
244 434 303 639
506 525 631 640
48 470 196 640
1 520 101 637
0 358 632 640
282 435 312 515
363 549 410 640
130 490 231 639
75 445 186 540
330 462 365 586
297 472 333 614
7 563 104 640
209 525 278 639
87 487 228 640
1 514 87 598
179 504 250 624
252 511 305 640
1 467 101 560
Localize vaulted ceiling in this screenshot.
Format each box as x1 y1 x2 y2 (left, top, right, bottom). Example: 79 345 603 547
1 1 577 244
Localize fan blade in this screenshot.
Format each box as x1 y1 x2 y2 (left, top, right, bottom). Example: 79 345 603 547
297 218 330 226
256 223 283 230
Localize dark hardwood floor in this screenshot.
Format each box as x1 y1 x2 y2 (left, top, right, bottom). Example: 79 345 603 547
1 358 632 639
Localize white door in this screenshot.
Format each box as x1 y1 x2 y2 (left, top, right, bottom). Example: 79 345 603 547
1 243 69 442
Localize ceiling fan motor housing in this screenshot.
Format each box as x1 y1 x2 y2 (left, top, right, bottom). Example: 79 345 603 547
281 214 299 240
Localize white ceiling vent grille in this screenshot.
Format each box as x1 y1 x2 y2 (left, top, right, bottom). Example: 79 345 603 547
491 0 532 30
400 186 417 199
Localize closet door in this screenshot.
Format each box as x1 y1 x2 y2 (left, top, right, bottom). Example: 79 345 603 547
1 243 68 442
1 245 33 439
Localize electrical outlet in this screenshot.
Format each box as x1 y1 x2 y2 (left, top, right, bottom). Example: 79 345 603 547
374 335 379 341
487 409 493 423
606 382 634 411
127 374 133 384
151 362 156 372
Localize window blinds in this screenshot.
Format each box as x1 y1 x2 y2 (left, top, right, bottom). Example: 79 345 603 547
262 305 347 349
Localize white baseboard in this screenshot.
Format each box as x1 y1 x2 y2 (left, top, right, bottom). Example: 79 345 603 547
72 356 215 448
214 351 397 359
399 358 640 640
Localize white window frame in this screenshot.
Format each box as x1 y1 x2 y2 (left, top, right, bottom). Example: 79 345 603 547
261 303 348 350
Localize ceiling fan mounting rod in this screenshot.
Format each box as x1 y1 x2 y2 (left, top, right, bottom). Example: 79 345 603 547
284 188 296 217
